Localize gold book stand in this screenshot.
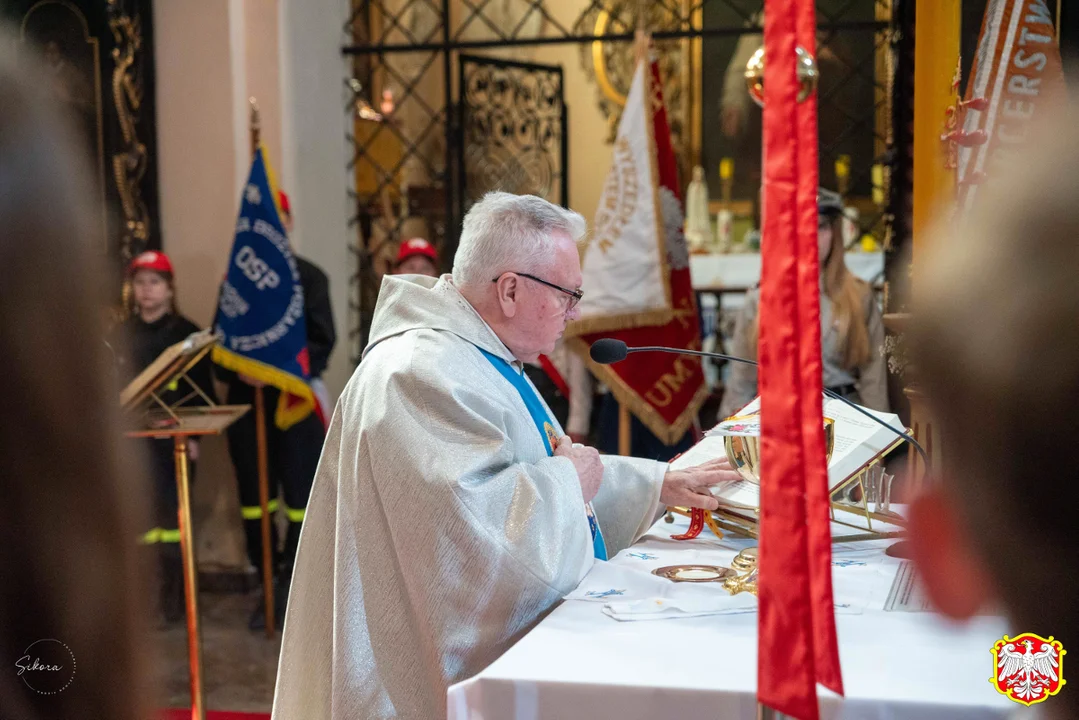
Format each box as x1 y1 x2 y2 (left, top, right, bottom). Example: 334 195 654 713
672 433 909 544
120 329 249 720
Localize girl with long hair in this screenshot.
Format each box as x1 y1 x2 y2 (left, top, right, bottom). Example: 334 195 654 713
718 188 888 418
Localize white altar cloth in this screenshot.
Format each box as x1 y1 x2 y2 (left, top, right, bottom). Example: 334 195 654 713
448 514 1015 720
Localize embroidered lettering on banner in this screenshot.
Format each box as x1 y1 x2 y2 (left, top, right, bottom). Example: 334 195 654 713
593 137 637 255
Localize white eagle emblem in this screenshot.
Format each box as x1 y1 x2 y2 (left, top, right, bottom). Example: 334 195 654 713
993 636 1065 705
658 185 688 271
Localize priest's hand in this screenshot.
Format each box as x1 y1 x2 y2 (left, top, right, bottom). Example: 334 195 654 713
554 435 603 503
660 458 740 511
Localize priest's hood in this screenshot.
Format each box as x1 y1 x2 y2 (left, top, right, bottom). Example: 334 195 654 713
364 273 514 363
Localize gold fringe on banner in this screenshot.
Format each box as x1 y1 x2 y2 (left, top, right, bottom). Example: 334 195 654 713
564 306 674 338
212 346 314 429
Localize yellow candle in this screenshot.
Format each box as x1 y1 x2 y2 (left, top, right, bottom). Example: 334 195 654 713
835 155 851 182
719 158 733 181
872 164 885 206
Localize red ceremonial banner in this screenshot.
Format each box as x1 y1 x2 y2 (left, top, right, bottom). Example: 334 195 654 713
955 0 1065 207
757 0 842 718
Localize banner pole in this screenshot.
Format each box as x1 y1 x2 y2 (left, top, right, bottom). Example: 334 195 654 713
618 402 631 456
249 98 276 637
254 386 275 637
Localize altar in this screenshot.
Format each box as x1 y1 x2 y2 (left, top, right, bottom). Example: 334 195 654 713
447 513 1015 720
690 251 884 294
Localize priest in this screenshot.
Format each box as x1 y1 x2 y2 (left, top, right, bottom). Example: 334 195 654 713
271 192 736 720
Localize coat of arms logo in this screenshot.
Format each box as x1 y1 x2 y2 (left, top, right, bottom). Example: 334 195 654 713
991 633 1066 706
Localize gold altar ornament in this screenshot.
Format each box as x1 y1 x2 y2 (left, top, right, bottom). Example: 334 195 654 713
573 0 691 164
744 45 819 108
652 565 735 583
723 548 759 596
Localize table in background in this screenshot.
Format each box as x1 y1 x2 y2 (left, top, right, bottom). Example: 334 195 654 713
691 251 884 296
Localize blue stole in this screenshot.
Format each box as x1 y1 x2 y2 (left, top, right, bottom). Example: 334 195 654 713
478 348 607 561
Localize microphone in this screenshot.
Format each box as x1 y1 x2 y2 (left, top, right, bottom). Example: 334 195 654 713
591 338 759 368
589 338 929 469
589 337 630 363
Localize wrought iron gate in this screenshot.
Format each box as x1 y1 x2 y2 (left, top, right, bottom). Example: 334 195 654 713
458 55 567 221
344 0 900 363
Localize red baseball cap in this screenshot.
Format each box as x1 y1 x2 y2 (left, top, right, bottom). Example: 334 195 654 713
396 238 438 265
278 190 291 217
127 250 174 276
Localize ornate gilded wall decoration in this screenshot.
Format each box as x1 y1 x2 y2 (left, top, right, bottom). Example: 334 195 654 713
6 0 162 306
460 58 564 209
107 0 149 266
572 0 689 163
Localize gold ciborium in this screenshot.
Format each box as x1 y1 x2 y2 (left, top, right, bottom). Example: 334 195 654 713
722 414 836 485
717 415 835 595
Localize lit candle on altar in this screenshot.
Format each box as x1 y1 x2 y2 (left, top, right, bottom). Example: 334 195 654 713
872 164 885 206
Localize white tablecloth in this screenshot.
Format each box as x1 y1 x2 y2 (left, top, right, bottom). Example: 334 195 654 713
691 252 884 292
448 515 1014 720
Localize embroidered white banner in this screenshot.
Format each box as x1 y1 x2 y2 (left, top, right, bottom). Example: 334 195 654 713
572 60 674 334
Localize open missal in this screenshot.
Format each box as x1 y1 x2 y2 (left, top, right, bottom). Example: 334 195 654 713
670 395 904 512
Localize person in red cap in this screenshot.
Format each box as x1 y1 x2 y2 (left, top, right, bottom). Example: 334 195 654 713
393 237 440 277
112 249 212 625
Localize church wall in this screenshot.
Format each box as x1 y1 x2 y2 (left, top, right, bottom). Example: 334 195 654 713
153 0 250 571
152 0 355 573
278 0 355 401
244 0 284 173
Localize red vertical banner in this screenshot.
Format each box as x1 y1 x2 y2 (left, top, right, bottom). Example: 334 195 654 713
794 0 843 700
757 0 843 718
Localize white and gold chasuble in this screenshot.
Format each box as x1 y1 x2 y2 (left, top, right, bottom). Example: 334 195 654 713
271 275 666 720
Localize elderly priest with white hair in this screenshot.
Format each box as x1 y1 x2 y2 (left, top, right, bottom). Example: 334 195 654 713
271 192 736 720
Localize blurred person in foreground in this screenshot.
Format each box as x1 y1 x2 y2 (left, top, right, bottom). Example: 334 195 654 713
909 107 1079 720
0 36 150 720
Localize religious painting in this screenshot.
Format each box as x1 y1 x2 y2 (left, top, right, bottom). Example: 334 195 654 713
17 0 109 246
700 0 883 203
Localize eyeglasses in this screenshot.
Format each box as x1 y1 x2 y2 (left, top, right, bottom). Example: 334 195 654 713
492 272 583 312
